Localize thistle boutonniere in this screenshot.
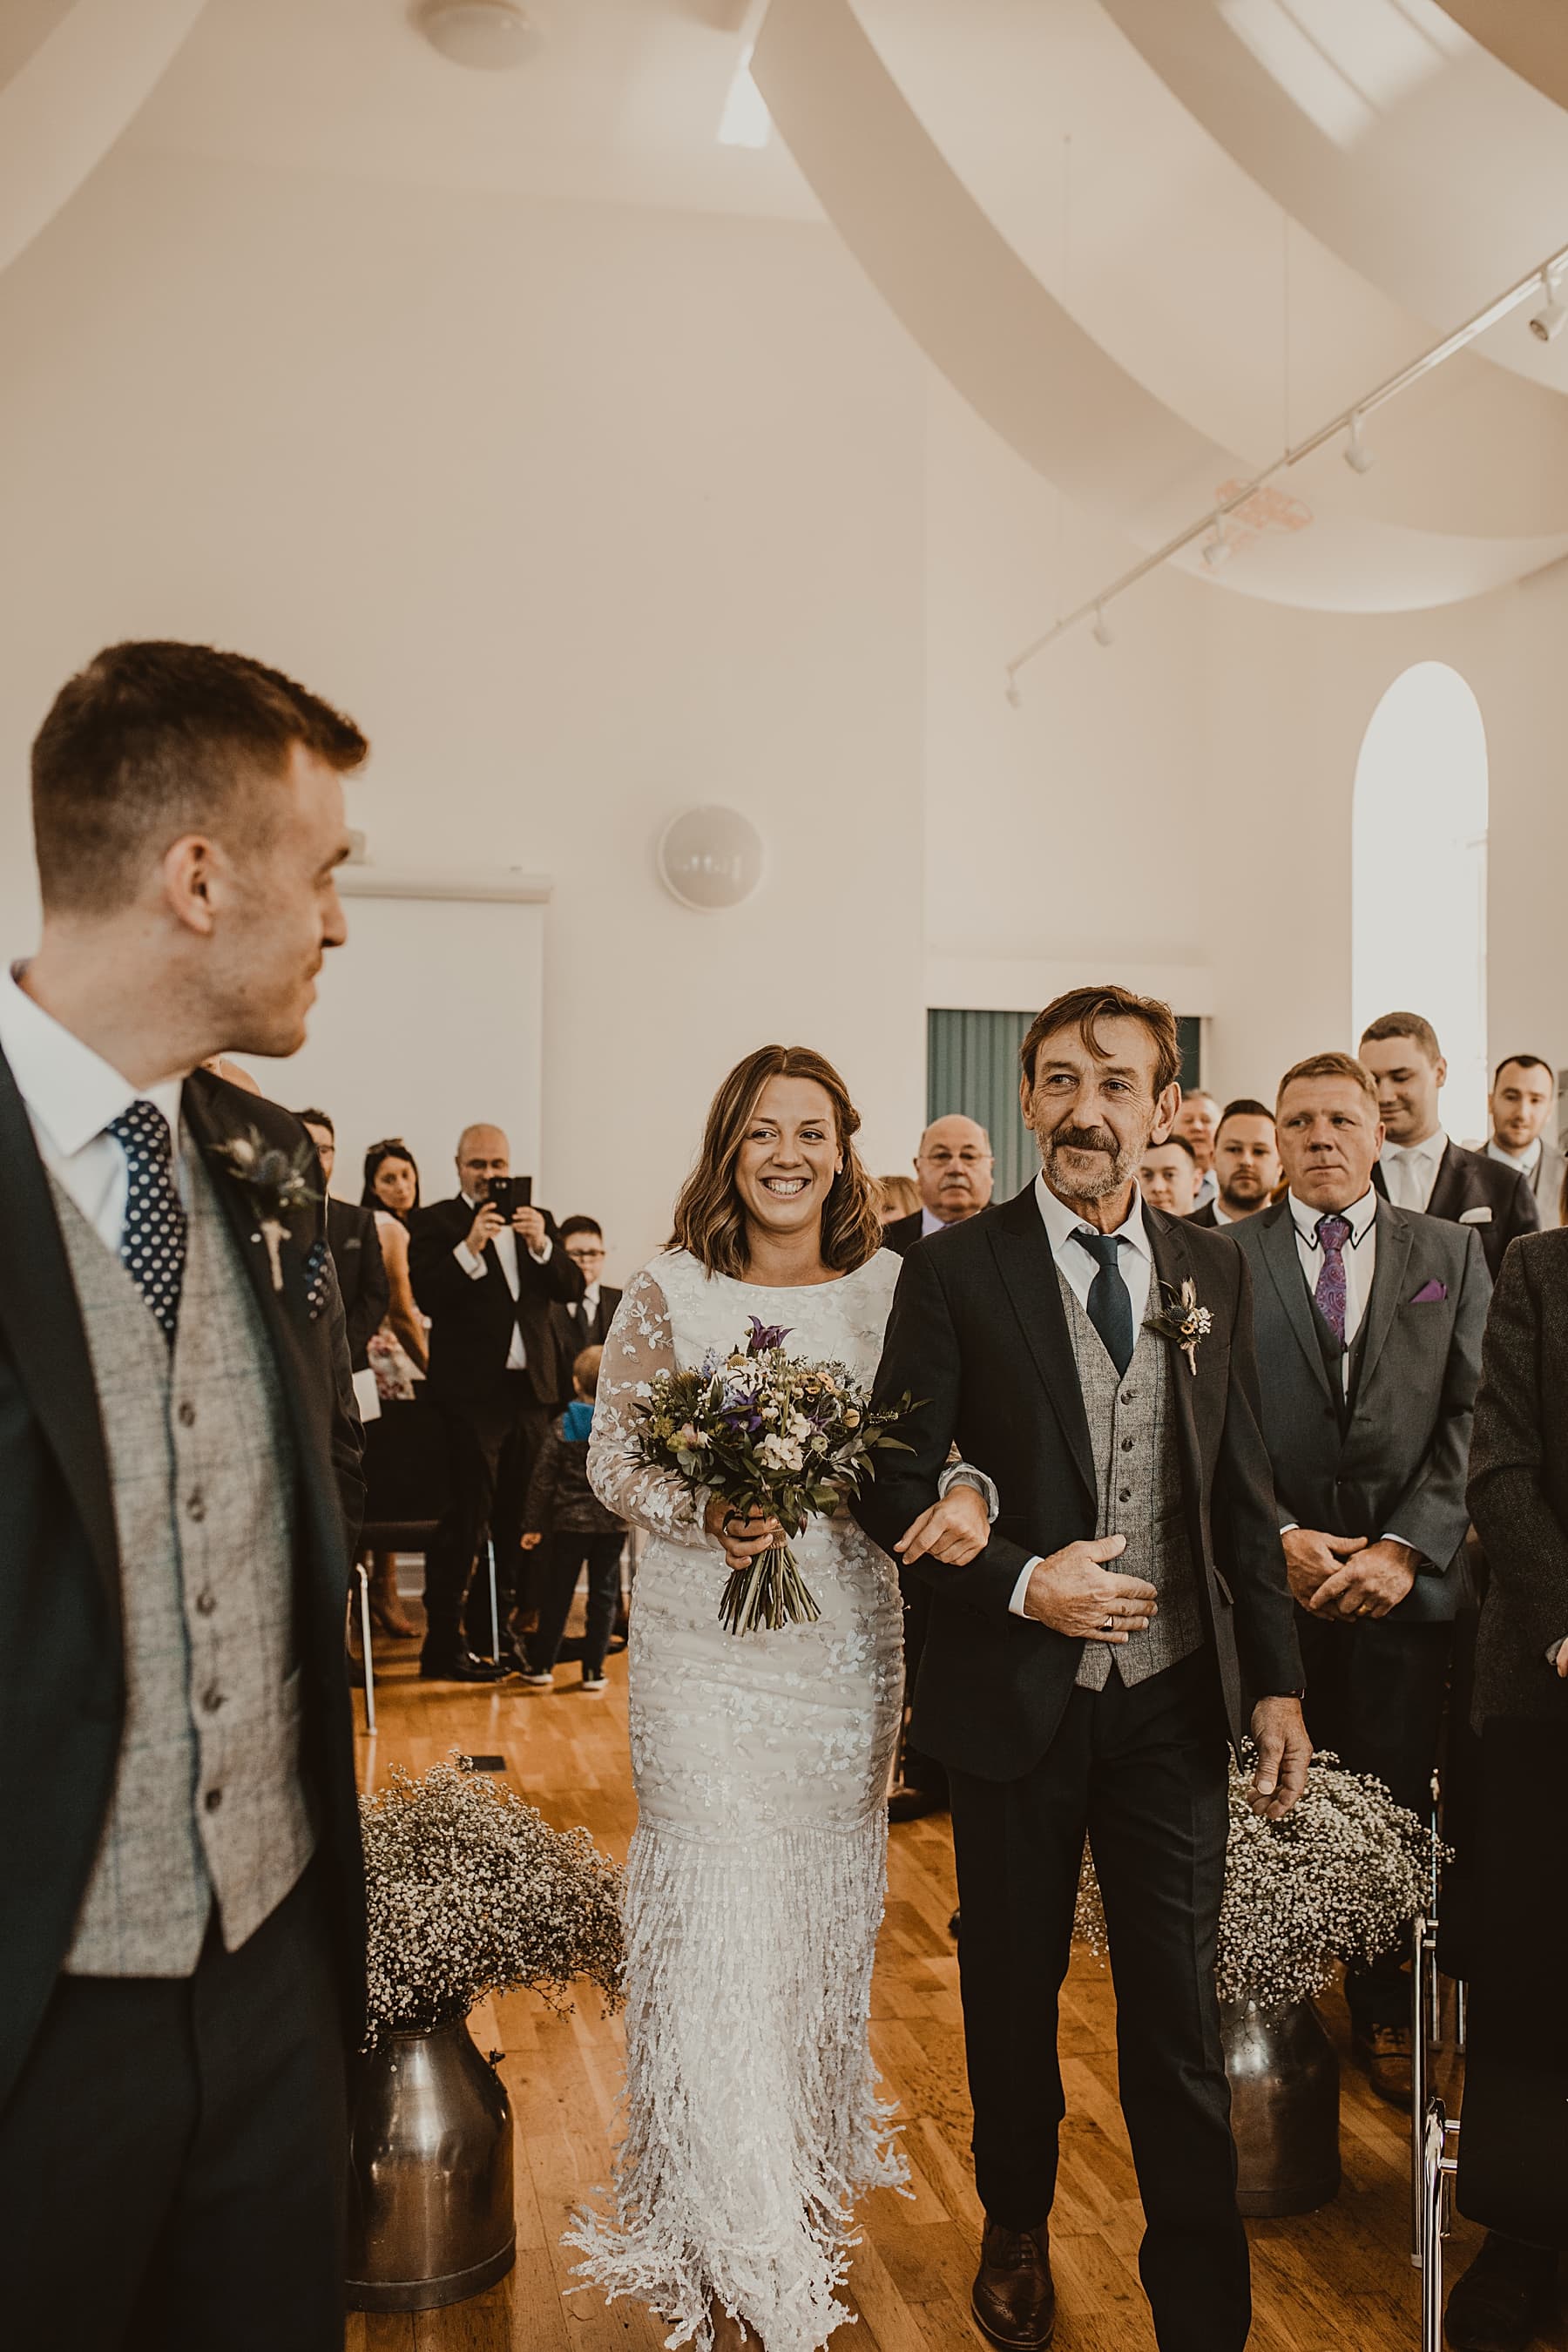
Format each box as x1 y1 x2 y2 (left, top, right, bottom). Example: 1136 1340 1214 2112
211 1128 321 1292
1146 1277 1213 1377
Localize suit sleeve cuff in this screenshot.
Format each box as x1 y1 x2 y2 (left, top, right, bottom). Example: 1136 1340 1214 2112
1009 1557 1043 1617
531 1238 552 1264
456 1241 486 1279
938 1463 999 1522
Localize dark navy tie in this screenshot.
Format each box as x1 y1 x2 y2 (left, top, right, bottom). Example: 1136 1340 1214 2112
1074 1227 1134 1377
106 1099 186 1345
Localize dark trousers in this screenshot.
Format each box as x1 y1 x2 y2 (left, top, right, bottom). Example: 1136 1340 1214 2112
424 1375 549 1659
899 1581 950 1803
1295 1607 1454 2031
0 1865 346 2351
948 1652 1247 2352
530 1531 625 1676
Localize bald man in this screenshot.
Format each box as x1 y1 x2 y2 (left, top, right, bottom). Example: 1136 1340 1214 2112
883 1113 996 1258
407 1125 583 1681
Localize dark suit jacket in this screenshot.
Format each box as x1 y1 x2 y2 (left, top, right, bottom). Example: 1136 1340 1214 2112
408 1196 584 1410
1467 1229 1568 1724
1375 1139 1538 1281
1186 1200 1222 1229
852 1186 1301 1780
550 1288 623 1402
881 1209 924 1258
326 1196 389 1374
1230 1197 1488 1623
0 1053 368 2111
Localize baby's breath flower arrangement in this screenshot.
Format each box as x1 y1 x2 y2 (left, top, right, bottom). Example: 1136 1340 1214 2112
1075 1751 1442 2013
361 1758 625 2046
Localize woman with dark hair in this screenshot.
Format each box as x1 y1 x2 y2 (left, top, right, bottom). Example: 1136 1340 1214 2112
358 1140 429 1638
571 1047 990 2352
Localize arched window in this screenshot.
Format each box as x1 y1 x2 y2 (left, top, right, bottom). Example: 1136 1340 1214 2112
1352 662 1489 1142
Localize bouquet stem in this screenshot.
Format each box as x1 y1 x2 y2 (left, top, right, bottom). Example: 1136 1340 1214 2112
718 1539 821 1637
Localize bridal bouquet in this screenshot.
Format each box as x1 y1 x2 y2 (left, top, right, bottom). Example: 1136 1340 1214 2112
632 1315 914 1636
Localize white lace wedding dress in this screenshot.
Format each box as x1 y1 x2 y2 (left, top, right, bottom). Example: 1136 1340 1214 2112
571 1246 909 2352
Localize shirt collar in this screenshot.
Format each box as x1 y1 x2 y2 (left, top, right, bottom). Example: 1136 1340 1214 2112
1382 1128 1447 1168
920 1204 949 1238
1288 1186 1377 1251
1034 1168 1152 1263
1488 1137 1542 1174
0 964 186 1157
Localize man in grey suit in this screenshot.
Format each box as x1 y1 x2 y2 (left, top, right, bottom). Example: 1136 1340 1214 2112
1480 1054 1564 1230
1229 1051 1489 2105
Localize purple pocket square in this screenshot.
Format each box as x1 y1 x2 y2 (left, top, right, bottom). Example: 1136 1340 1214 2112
1409 1278 1448 1304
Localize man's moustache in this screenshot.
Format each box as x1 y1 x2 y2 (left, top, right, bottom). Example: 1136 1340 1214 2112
1052 1127 1118 1155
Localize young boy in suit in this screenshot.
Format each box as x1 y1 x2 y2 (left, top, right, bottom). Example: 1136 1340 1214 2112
520 1345 627 1691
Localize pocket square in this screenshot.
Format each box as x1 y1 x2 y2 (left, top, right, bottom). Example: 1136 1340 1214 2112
1459 1205 1492 1225
1410 1278 1447 1304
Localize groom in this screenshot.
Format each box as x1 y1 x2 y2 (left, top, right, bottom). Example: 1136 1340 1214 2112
857 985 1308 2352
0 641 369 2349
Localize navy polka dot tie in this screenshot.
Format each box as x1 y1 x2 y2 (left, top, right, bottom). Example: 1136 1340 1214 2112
106 1099 187 1345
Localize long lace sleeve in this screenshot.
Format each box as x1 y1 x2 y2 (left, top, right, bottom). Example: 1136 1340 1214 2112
588 1266 717 1549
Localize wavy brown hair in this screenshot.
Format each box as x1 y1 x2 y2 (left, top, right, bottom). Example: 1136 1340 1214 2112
671 1045 885 1279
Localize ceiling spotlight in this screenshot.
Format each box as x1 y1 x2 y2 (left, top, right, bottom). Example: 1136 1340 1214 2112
1004 675 1023 708
1091 605 1114 648
1201 526 1231 569
416 1 542 71
1530 269 1567 343
1342 411 1375 474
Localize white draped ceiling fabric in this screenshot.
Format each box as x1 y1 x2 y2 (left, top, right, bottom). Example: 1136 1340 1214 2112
751 0 1568 617
0 0 208 282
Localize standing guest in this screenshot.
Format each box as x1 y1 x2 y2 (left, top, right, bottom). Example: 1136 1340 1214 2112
1188 1099 1282 1228
1360 1013 1538 1278
1136 1132 1199 1217
874 1173 920 1224
1445 1227 1568 2352
0 639 368 2352
1479 1055 1564 1229
408 1125 582 1680
882 1113 995 1256
361 1138 428 1378
355 1139 429 1640
296 1111 389 1382
880 1113 997 1822
519 1345 627 1692
856 986 1308 2352
1173 1085 1220 1209
1230 1053 1488 2103
549 1215 623 1399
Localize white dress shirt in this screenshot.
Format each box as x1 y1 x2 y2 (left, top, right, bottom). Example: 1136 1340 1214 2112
1010 1176 1155 1616
1487 1137 1543 1182
1287 1186 1377 1374
1193 1166 1217 1211
1379 1129 1448 1213
0 965 188 1245
455 1196 551 1372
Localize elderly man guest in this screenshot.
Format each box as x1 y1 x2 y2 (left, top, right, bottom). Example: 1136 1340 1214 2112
1188 1099 1282 1229
1229 1051 1488 2103
882 1113 995 1257
1359 1013 1538 1278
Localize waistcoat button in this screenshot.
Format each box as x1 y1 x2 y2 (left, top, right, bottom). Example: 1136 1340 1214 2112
178 1401 196 1428
1120 1436 1135 1451
205 1787 223 1812
194 1589 216 1618
186 1492 206 1521
1118 1488 1132 1504
201 1685 226 1713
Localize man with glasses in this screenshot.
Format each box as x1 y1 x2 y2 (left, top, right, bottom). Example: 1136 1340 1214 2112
550 1216 623 1394
883 1113 996 1258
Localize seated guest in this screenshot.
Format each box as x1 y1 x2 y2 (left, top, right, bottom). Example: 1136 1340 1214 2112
1480 1054 1564 1229
548 1217 622 1403
874 1173 920 1225
1231 1051 1488 2104
1173 1085 1220 1208
519 1345 628 1692
408 1125 582 1681
1136 1132 1199 1217
1448 1225 1568 2351
296 1111 389 1382
1189 1098 1281 1227
882 1113 994 1256
1360 1012 1538 1277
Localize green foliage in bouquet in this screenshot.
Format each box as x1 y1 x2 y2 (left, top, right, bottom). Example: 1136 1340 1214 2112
1074 1750 1443 2014
632 1315 916 1635
361 1756 625 2045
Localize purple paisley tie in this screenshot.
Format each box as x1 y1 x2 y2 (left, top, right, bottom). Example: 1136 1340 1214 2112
1315 1213 1352 1344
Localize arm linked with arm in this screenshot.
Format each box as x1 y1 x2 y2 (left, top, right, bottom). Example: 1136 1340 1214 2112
1467 1239 1568 1659
585 1269 719 1551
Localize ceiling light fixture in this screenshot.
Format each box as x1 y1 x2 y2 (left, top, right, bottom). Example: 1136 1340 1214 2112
416 1 542 71
1003 233 1568 696
1201 526 1232 567
1091 605 1115 648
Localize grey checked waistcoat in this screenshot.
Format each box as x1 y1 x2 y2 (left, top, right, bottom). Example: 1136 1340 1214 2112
1056 1272 1206 1693
51 1137 314 1977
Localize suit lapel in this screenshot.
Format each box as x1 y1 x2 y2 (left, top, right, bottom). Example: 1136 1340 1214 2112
1356 1197 1411 1393
1256 1198 1335 1401
0 1044 120 1626
1144 1207 1206 1494
1424 1142 1466 1223
985 1188 1096 1502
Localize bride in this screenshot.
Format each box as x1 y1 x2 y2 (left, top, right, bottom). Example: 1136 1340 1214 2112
573 1044 991 2352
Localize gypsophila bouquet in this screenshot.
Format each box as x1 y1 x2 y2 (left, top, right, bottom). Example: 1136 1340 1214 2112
631 1314 915 1636
1075 1750 1443 2014
360 1756 624 2046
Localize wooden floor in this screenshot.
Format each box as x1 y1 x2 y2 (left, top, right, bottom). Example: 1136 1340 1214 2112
346 1614 1561 2352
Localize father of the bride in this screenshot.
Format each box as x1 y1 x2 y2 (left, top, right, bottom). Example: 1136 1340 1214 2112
0 642 369 2349
858 985 1308 2352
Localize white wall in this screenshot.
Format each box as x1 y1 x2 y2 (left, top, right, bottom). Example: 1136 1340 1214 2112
0 148 929 1276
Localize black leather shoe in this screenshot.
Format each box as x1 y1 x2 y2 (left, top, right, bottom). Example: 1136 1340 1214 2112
972 2220 1055 2350
889 1783 943 1823
419 1649 515 1683
950 1909 961 1939
1351 2022 1414 2107
1446 2233 1558 2352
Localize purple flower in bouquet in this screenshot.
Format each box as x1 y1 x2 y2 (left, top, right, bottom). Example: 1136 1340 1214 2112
745 1315 793 1355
